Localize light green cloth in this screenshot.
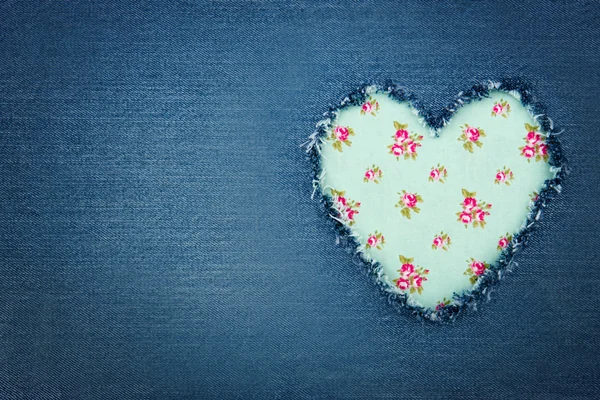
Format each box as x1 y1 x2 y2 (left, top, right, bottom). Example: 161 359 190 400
318 91 554 309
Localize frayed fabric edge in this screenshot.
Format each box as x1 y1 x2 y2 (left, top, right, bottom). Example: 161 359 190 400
303 78 568 324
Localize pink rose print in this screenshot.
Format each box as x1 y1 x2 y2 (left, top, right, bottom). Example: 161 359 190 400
393 255 429 295
458 124 486 153
365 230 385 250
464 258 490 284
431 231 451 251
465 127 480 142
470 261 486 275
491 98 511 118
346 208 358 220
494 166 514 186
428 163 448 184
400 262 415 277
329 125 355 152
406 140 418 154
388 121 423 160
403 193 417 208
475 209 487 222
526 131 541 144
360 96 380 116
396 278 410 290
330 189 360 226
435 298 452 311
497 233 513 251
522 145 536 159
395 129 409 142
335 126 349 141
520 123 549 162
413 275 424 288
395 190 423 219
363 164 383 184
391 143 404 157
457 189 492 229
463 197 477 210
459 212 472 224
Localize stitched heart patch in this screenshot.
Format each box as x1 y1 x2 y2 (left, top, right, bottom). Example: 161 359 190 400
306 81 565 322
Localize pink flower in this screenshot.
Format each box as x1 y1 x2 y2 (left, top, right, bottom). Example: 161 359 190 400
362 102 372 113
492 103 504 114
406 140 418 154
526 131 541 144
435 303 445 311
463 197 477 210
470 261 486 276
395 129 409 142
465 127 480 142
496 171 506 182
539 143 548 155
522 145 536 158
396 278 410 290
346 208 358 220
402 193 417 208
498 237 509 249
400 263 415 277
433 237 443 248
336 196 346 207
430 168 440 180
367 235 378 247
460 212 473 224
391 143 404 157
413 275 424 288
365 169 375 180
335 126 349 141
476 209 487 222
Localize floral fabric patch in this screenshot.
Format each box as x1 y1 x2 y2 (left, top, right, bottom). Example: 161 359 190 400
307 83 564 322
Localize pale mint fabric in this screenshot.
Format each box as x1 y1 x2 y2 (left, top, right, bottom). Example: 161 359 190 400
318 90 555 309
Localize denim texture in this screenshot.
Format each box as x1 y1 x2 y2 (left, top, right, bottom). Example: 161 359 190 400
0 1 598 399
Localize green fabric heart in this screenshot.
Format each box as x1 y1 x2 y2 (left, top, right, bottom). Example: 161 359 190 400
311 85 562 320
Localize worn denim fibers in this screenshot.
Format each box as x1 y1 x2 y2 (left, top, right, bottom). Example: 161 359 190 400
0 1 599 399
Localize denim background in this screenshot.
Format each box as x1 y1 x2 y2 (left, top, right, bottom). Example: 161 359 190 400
0 1 599 399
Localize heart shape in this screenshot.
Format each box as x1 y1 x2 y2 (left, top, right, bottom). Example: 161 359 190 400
306 81 565 322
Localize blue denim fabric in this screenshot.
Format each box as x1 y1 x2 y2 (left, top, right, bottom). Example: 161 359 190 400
0 1 598 399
